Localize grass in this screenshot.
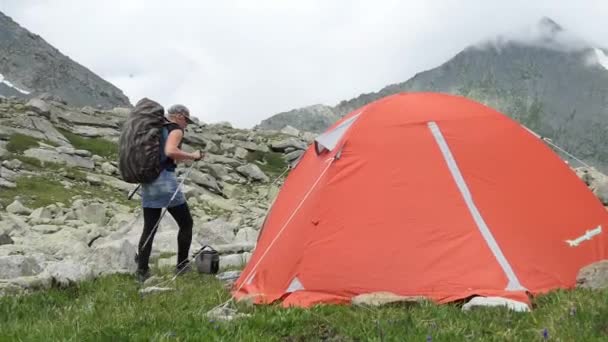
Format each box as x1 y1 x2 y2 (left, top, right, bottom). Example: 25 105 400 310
0 270 606 341
57 128 118 160
5 133 57 154
0 174 133 208
246 150 289 177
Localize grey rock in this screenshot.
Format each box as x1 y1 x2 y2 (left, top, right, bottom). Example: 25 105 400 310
190 170 223 195
234 227 259 244
0 140 7 158
2 159 22 170
280 125 300 137
26 99 51 117
236 164 269 182
577 260 608 290
24 148 95 169
205 154 242 167
45 260 93 287
234 147 248 160
0 255 43 279
75 203 107 226
88 239 137 275
285 150 305 162
270 138 307 152
101 162 117 175
6 200 32 215
0 177 15 188
197 218 237 245
0 166 18 182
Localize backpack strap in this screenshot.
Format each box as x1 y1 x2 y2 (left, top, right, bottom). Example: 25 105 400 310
159 125 170 170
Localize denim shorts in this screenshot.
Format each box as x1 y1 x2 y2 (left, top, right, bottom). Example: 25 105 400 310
141 169 187 208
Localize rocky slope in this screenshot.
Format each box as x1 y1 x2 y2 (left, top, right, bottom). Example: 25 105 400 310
0 96 314 295
0 11 131 109
258 18 608 171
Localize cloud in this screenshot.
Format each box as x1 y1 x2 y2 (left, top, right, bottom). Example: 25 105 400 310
1 0 607 128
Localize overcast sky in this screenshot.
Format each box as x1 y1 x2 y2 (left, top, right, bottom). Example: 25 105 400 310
0 1 607 128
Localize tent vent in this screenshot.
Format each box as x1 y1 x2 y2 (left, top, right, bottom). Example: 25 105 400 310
286 276 305 293
314 112 362 154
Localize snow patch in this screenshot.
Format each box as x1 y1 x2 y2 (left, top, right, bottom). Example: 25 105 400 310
594 48 608 70
0 73 31 95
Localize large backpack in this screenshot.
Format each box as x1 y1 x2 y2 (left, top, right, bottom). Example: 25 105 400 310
118 98 170 184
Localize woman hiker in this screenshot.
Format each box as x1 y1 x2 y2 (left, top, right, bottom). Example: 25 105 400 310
135 104 203 282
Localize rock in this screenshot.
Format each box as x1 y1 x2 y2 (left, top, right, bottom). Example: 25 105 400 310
281 125 300 137
205 154 242 167
26 98 51 117
197 218 237 245
24 148 95 169
0 255 43 279
101 162 117 175
190 170 223 195
235 141 269 153
220 254 247 269
71 126 119 138
234 147 248 160
29 206 55 222
352 292 426 307
301 132 317 143
6 200 32 215
45 260 93 287
54 110 119 128
0 166 18 182
285 150 304 162
0 141 8 158
0 233 14 246
88 239 137 275
7 272 53 291
203 164 231 181
270 138 307 152
85 174 102 186
81 106 96 115
234 227 259 244
139 286 175 296
462 296 530 312
31 224 62 234
594 182 608 205
74 149 92 158
75 203 107 226
213 243 256 254
236 164 269 182
577 260 608 289
2 159 22 170
0 177 16 188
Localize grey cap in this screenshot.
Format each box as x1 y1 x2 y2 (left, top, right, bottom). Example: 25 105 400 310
167 104 195 124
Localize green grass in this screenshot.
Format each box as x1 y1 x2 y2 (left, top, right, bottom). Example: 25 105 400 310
5 133 57 154
246 151 289 177
58 128 118 160
0 270 606 341
0 174 133 208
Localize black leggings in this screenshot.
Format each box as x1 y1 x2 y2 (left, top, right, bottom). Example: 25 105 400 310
137 203 193 271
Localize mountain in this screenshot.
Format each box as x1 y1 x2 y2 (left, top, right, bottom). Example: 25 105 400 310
257 17 608 171
0 11 131 109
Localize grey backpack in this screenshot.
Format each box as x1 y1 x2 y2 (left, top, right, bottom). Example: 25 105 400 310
118 98 169 184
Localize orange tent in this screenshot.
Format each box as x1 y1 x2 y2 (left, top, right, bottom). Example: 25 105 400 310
233 92 608 308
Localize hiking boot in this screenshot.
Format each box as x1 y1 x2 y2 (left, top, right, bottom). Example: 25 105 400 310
135 268 151 283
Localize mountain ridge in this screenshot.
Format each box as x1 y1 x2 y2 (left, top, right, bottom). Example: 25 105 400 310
0 11 131 109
